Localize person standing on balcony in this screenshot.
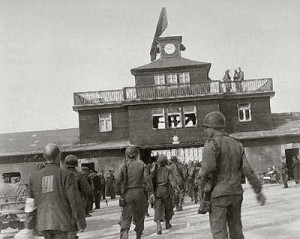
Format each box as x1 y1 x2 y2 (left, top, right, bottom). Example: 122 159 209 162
222 70 232 93
233 69 241 92
238 67 245 92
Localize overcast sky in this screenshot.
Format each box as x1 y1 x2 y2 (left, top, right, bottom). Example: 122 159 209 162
0 0 299 134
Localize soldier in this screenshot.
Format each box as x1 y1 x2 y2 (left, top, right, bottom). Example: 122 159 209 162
188 161 200 203
63 155 94 217
27 143 86 239
152 155 178 234
115 146 154 239
281 156 289 188
169 156 185 211
198 112 266 239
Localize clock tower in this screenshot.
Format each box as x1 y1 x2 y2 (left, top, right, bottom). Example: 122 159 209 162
157 36 183 59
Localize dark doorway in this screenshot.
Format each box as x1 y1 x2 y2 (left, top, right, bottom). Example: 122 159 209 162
285 148 299 179
81 163 95 171
140 149 152 164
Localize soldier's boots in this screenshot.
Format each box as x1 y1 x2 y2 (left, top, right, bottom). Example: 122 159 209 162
165 220 172 229
136 234 142 239
156 221 162 235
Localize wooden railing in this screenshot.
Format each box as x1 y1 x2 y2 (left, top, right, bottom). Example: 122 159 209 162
73 78 273 106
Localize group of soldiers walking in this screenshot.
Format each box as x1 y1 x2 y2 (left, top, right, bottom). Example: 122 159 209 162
22 111 267 239
115 111 266 239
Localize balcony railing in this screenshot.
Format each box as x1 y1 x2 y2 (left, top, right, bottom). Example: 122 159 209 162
74 78 273 106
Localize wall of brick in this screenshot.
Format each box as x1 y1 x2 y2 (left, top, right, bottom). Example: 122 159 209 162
78 107 129 144
134 66 211 87
128 99 220 146
220 96 273 133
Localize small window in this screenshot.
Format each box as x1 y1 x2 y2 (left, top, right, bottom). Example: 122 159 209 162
2 172 21 184
183 106 197 127
167 74 178 85
238 103 251 122
98 113 112 132
154 75 165 85
152 108 165 129
167 107 182 128
179 72 190 84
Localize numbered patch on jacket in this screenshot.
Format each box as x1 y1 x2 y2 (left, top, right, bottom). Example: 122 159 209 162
42 175 54 193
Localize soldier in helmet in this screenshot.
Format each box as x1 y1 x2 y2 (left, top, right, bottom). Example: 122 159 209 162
169 156 185 211
198 111 266 239
63 155 94 217
152 155 178 235
115 146 154 239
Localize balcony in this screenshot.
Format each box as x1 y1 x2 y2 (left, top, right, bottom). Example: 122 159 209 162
74 78 273 106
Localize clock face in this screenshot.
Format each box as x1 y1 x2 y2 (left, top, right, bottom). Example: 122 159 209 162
164 43 176 55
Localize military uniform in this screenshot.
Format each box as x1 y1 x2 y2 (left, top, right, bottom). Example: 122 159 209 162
28 163 86 239
153 161 178 230
199 132 262 239
115 159 153 239
169 159 185 211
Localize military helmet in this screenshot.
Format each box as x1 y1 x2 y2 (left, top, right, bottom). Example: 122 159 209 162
157 155 168 167
64 154 78 168
203 111 226 128
125 146 139 158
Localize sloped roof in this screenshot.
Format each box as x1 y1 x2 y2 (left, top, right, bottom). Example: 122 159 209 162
0 128 131 157
131 57 210 74
231 119 300 140
0 128 80 156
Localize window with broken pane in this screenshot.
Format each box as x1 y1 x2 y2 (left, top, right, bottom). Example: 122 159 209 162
152 108 165 129
183 106 197 127
167 107 182 128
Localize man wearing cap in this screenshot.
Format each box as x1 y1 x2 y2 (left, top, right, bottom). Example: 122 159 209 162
115 146 154 239
198 111 266 239
152 155 178 234
28 144 86 239
63 155 94 217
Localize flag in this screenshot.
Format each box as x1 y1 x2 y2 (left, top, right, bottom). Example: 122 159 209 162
150 8 168 61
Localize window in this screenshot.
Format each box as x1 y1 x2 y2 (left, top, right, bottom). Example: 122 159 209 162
2 172 21 184
154 75 165 86
167 74 178 85
98 113 112 132
152 108 165 129
238 103 251 122
183 106 197 127
179 72 190 84
167 107 182 128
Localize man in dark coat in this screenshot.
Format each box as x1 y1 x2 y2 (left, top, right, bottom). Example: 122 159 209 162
115 146 154 239
152 155 178 234
106 170 116 199
99 170 106 200
198 112 266 239
63 155 94 217
92 170 102 209
28 143 86 239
